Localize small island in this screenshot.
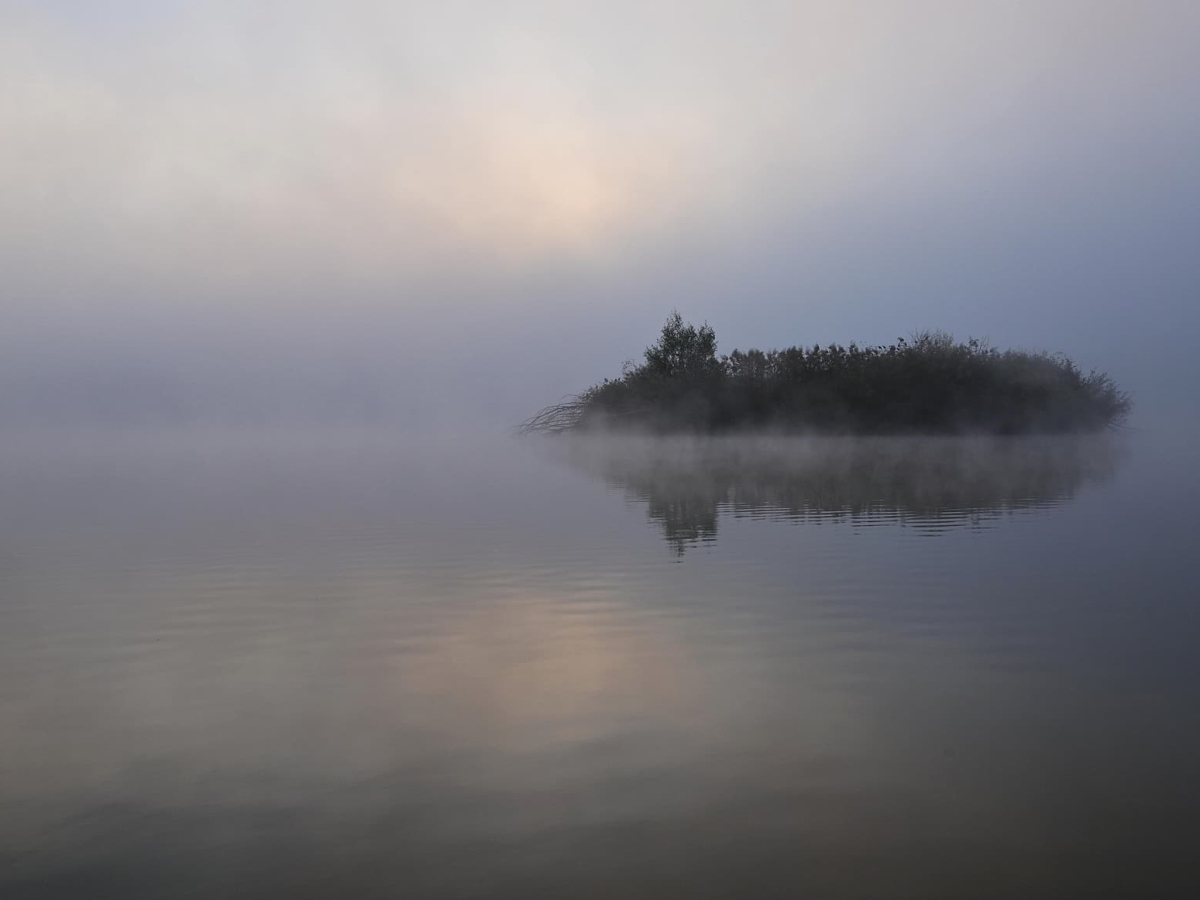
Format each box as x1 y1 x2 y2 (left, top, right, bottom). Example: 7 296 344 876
521 312 1130 434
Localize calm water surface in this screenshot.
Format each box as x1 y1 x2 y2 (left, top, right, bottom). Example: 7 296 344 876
0 430 1196 898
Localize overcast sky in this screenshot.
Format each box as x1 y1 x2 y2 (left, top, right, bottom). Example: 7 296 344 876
2 1 1197 426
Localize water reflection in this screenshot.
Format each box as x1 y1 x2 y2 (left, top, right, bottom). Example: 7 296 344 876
562 435 1122 553
5 431 1192 899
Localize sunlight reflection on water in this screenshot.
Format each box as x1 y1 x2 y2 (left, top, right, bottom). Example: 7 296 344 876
0 430 1195 898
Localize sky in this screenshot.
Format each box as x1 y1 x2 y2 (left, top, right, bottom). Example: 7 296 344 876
2 0 1198 427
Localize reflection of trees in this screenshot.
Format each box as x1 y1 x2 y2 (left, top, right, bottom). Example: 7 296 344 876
563 436 1122 554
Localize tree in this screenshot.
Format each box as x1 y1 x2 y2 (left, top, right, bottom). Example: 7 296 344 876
642 311 719 379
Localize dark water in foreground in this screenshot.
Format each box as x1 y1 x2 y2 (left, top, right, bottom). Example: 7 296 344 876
1 431 1197 899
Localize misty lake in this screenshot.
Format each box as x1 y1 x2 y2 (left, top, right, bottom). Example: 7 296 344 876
1 430 1196 899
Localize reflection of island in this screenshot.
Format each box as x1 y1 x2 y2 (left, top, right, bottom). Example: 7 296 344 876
562 436 1123 554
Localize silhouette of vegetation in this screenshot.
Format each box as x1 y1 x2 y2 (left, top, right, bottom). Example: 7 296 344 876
521 312 1131 434
561 435 1122 554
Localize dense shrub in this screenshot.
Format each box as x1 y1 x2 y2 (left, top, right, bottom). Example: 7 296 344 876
521 313 1130 434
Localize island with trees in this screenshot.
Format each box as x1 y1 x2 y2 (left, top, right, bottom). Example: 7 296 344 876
521 312 1130 434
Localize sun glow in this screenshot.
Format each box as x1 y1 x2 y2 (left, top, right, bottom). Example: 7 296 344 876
388 109 684 260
